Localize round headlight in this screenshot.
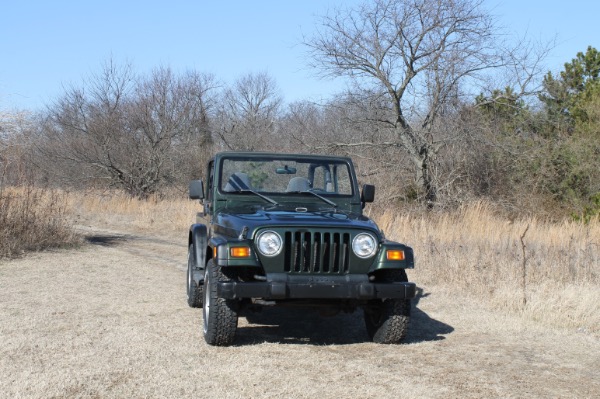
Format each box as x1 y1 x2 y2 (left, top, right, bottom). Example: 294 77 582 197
256 231 283 256
352 233 377 258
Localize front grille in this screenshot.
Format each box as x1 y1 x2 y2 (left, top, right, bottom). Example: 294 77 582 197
284 231 351 274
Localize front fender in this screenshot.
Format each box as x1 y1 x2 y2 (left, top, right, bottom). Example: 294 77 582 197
189 224 208 271
369 241 415 273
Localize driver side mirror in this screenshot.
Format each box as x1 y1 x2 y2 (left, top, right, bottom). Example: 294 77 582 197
189 179 204 200
361 184 375 206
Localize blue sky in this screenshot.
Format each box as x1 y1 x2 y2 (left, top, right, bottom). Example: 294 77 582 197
1 0 598 112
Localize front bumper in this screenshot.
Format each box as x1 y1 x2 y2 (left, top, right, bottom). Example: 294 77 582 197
217 274 416 300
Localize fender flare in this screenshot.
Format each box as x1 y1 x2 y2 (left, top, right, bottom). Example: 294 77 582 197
368 242 415 273
189 224 208 284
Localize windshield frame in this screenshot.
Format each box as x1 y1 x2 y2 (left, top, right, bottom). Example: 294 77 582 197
216 153 358 199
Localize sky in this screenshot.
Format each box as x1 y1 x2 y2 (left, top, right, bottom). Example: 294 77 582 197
1 0 599 112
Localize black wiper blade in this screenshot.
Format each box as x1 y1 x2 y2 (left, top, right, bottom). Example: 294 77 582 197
305 189 338 208
237 189 279 206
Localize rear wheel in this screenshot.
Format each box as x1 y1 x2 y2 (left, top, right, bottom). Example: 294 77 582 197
202 259 238 346
186 245 203 308
364 269 411 344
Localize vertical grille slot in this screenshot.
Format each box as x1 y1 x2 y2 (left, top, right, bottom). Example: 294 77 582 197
302 232 311 272
332 233 340 272
342 233 350 273
293 232 301 272
284 232 292 272
313 232 321 272
322 233 330 272
283 230 351 274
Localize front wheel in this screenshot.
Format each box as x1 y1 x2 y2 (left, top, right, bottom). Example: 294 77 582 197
202 259 238 346
364 269 411 344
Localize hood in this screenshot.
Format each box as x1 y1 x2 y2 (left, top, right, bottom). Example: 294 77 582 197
213 208 380 239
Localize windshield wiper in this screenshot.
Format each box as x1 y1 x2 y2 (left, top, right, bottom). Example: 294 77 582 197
235 188 279 206
287 189 337 208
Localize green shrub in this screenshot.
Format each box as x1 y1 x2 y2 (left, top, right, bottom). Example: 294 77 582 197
573 192 600 224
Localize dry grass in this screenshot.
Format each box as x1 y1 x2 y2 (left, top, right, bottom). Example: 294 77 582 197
39 190 600 333
372 201 600 333
68 189 199 234
2 239 598 398
2 192 599 397
0 186 81 258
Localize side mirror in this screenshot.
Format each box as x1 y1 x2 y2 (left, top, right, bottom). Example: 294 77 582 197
361 184 375 206
189 179 204 200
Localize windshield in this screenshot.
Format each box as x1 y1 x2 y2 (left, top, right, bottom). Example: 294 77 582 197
219 156 354 197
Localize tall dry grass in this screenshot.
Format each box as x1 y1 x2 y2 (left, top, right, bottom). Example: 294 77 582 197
374 201 600 333
69 190 199 234
70 191 599 333
0 186 81 258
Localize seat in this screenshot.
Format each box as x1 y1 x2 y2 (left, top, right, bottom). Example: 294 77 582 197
286 177 311 192
223 172 252 192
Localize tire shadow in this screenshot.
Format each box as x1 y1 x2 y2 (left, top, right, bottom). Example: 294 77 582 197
236 307 370 346
85 234 130 247
404 287 454 344
233 287 453 346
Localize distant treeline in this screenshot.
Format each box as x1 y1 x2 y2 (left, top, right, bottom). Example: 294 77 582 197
1 0 599 221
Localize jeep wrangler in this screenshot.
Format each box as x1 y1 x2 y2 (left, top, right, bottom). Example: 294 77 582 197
188 152 416 346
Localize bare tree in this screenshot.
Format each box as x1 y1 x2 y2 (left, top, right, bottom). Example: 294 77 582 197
306 0 507 206
0 110 37 186
280 100 326 152
129 67 217 191
42 60 216 197
214 71 282 151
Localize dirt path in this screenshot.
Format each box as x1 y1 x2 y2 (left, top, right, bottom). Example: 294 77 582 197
1 223 599 398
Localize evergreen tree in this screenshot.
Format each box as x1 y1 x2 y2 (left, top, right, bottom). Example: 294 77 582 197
540 46 600 134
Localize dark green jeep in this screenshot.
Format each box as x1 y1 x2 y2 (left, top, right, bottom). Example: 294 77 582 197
187 152 416 346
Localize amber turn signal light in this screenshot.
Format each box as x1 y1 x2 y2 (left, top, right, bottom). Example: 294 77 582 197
386 249 405 261
230 247 251 258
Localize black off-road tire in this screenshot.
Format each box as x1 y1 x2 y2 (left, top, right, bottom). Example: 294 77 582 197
202 259 239 346
364 269 411 344
187 245 203 308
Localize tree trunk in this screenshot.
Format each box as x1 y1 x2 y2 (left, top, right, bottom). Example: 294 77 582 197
396 125 438 208
419 147 437 208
